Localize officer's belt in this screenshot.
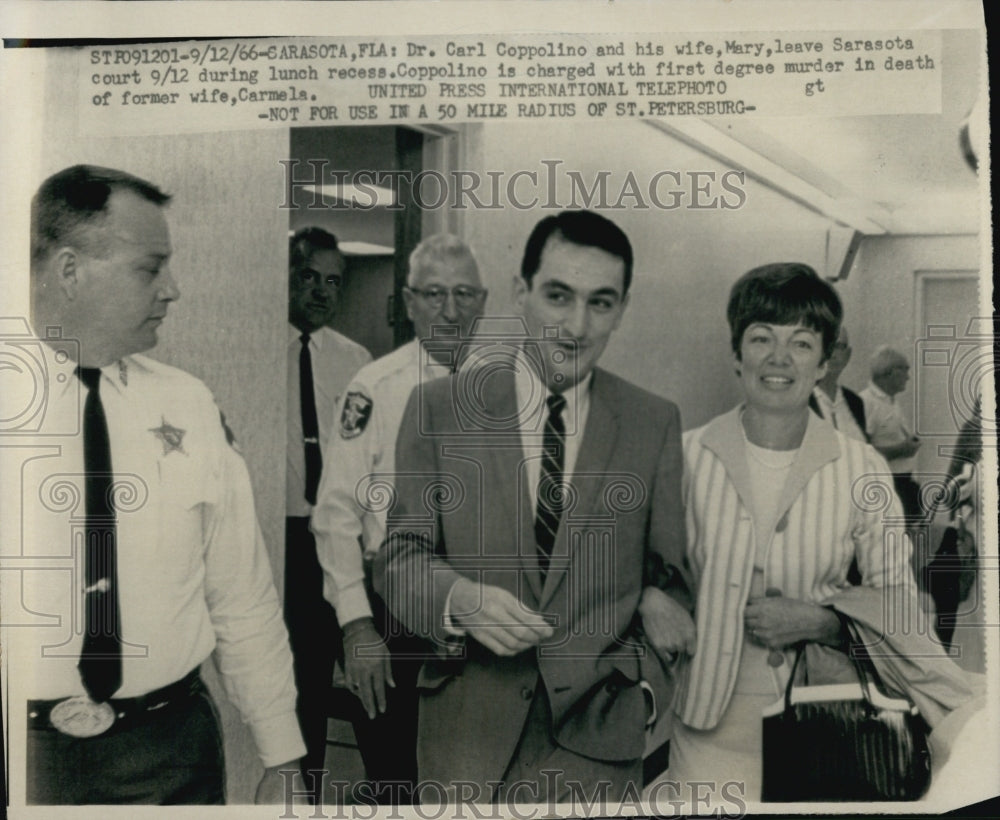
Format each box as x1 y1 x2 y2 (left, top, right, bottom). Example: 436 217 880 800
28 667 203 736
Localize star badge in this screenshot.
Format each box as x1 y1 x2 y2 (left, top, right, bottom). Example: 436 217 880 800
150 416 187 455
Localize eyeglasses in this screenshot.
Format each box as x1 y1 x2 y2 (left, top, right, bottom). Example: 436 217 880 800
406 285 485 310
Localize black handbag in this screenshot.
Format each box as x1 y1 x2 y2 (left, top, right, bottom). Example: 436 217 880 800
761 619 932 802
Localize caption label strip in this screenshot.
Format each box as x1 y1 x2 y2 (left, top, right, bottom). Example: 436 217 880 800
80 32 941 134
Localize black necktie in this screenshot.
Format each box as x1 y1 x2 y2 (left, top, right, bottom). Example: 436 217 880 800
300 334 322 505
534 394 567 578
76 366 122 702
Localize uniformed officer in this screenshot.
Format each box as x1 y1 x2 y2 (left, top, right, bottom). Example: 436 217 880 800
284 226 371 794
20 165 305 804
310 234 487 802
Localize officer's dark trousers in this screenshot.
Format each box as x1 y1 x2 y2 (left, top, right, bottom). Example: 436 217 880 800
27 679 224 804
284 516 420 804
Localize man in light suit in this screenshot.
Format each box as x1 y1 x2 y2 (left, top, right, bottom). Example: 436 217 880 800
374 211 695 803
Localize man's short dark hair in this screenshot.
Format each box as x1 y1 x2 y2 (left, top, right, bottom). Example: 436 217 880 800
31 165 171 269
726 262 843 361
290 226 340 272
520 210 634 295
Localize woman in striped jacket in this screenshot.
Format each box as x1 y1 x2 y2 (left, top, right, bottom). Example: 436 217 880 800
650 263 972 802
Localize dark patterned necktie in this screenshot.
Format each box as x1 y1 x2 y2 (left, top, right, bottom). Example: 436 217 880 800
76 366 122 702
300 334 322 505
534 393 567 578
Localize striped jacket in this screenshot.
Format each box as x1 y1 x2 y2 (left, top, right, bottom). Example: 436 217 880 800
675 406 914 729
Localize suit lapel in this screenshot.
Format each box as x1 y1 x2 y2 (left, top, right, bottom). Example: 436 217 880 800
476 369 545 603
774 410 841 525
701 407 756 514
539 370 620 609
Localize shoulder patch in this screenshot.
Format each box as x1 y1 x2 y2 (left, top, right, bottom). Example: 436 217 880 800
219 409 241 452
340 391 373 439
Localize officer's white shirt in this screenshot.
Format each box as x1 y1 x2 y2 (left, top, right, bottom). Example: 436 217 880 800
310 339 451 625
286 324 371 517
10 341 305 767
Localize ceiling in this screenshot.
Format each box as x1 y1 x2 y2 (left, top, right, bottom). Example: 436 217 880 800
658 28 983 236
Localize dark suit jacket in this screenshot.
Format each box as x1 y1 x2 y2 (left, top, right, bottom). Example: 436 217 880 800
809 385 869 442
373 366 691 787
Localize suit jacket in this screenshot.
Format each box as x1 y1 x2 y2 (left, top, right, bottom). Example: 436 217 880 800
373 366 691 787
808 385 869 442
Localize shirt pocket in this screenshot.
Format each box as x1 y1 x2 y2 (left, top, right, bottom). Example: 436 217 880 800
153 436 220 573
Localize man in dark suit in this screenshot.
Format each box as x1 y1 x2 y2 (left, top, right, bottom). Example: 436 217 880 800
808 325 868 443
374 211 695 803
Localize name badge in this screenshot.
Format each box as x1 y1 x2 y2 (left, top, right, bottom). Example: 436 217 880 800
49 696 115 737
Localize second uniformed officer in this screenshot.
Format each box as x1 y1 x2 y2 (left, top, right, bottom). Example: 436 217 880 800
310 234 486 802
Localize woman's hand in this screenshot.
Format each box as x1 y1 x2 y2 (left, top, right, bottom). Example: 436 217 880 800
744 589 844 649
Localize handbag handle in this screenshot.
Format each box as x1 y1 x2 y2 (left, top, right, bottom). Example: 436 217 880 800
781 612 882 711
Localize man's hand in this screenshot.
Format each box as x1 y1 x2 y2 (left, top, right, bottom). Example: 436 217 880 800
450 578 554 656
638 585 696 661
878 436 922 461
900 435 922 458
342 617 394 720
255 763 307 805
744 590 843 649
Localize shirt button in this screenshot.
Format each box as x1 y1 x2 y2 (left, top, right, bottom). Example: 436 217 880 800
520 686 534 701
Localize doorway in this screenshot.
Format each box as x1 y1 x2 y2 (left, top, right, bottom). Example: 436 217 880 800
288 125 426 359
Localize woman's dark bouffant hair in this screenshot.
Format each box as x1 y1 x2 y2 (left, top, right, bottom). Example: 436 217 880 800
727 262 843 361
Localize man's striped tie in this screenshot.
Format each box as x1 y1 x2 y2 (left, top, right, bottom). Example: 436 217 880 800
534 393 567 579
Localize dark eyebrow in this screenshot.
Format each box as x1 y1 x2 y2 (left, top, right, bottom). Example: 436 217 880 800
300 266 339 277
541 279 622 300
540 280 574 292
588 287 622 300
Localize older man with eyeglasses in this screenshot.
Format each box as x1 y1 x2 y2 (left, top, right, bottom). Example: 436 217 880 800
309 233 486 804
860 345 923 522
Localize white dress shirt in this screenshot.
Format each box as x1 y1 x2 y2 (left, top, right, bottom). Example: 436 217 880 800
286 324 371 517
860 382 916 473
511 347 593 516
10 341 305 767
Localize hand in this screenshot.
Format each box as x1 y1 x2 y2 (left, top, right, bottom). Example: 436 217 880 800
255 763 307 805
450 578 554 656
638 585 696 661
744 589 842 649
342 617 394 720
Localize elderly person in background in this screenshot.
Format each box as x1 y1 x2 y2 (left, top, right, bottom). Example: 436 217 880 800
646 263 975 802
808 325 868 443
860 346 923 521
